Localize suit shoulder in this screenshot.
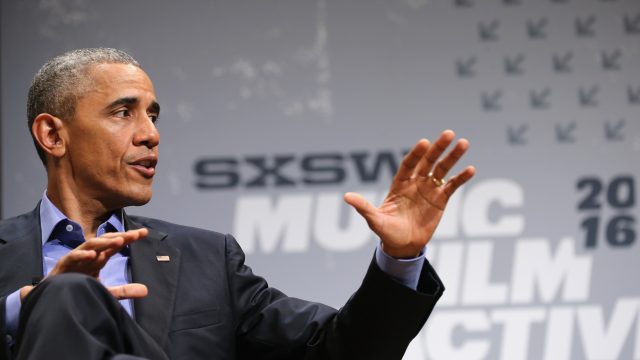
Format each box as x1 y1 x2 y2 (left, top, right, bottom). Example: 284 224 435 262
0 212 32 227
0 207 39 239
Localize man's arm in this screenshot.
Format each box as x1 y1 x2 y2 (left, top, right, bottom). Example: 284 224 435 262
227 131 473 359
224 234 442 360
307 255 444 360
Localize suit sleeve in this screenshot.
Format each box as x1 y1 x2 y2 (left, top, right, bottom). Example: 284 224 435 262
223 235 444 360
0 296 11 360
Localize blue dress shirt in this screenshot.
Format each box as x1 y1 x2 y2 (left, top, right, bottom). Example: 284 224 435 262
4 193 132 340
4 192 425 345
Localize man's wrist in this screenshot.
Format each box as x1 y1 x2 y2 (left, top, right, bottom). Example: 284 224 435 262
374 243 425 290
381 244 421 259
5 289 23 344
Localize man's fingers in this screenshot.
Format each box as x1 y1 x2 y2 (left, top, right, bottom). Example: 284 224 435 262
344 192 377 221
80 228 148 252
49 249 100 276
120 228 149 243
395 139 429 181
108 283 148 300
79 235 124 252
443 166 476 197
431 138 470 180
99 228 148 239
63 249 98 262
116 228 148 246
416 130 455 176
50 229 149 277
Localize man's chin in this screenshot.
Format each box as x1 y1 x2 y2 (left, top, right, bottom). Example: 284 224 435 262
110 190 153 209
127 197 152 207
127 192 153 207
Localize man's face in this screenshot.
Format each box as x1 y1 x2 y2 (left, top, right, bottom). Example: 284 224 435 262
62 63 160 210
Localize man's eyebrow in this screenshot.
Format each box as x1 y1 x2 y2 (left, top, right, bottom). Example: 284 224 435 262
104 97 160 115
105 96 139 111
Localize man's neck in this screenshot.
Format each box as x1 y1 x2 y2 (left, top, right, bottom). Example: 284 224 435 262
46 185 114 238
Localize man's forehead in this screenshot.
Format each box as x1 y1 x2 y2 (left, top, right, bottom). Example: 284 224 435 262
84 63 156 100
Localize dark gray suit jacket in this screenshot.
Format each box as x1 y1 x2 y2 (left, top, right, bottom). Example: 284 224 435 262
0 206 444 359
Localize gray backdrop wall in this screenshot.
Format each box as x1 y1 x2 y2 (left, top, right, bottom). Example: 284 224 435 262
2 0 639 359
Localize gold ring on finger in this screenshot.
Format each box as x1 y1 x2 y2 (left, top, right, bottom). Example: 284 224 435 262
428 172 446 187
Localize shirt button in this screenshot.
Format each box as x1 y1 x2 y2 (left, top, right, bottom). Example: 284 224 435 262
65 224 74 232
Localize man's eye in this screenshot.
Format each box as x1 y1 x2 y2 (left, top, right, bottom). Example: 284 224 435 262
149 114 159 123
115 109 131 117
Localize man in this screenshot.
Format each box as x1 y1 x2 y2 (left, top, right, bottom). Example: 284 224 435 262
0 48 475 359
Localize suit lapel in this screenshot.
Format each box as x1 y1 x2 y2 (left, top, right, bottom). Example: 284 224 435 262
126 215 181 349
0 206 44 295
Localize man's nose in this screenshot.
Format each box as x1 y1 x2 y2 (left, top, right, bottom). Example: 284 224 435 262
133 115 160 148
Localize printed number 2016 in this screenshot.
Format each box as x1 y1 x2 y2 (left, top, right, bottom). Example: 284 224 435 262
577 176 636 248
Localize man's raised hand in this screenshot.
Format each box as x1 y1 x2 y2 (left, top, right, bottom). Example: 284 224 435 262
344 130 475 259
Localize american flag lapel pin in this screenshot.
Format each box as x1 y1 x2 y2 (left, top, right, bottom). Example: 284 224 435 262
156 255 170 262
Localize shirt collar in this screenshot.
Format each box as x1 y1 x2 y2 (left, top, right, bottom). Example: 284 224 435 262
39 190 124 245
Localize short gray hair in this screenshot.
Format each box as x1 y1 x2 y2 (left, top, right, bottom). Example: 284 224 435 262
27 48 141 166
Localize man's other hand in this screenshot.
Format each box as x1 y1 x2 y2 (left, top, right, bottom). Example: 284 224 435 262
19 228 149 301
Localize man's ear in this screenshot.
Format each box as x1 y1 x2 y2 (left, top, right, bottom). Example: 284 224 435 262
32 113 66 159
